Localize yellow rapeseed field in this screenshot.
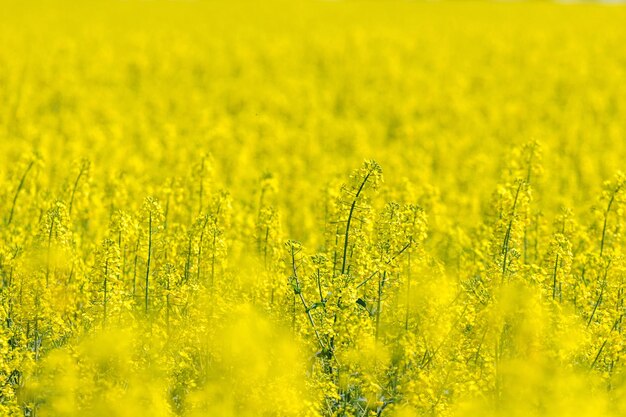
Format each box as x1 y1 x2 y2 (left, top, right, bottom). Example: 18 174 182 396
2 1 626 416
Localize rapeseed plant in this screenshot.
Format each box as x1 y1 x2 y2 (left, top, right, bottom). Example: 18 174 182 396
1 1 626 416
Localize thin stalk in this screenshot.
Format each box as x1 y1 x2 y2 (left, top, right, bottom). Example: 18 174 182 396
132 237 140 299
211 231 217 289
164 193 170 230
198 157 206 215
197 214 210 283
332 226 339 278
341 169 373 275
316 267 324 304
600 183 623 257
590 340 608 370
502 182 523 280
7 160 34 225
45 214 56 288
523 227 528 265
587 263 611 328
375 271 385 341
103 258 108 328
145 212 152 314
291 293 296 333
184 235 192 282
587 286 605 327
405 253 411 331
211 231 217 290
166 274 170 334
68 163 87 216
210 201 222 291
590 315 624 370
290 245 326 351
552 254 559 300
263 226 269 268
121 242 126 282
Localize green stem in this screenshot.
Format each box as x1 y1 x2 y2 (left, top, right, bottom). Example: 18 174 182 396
341 169 373 276
405 253 411 331
502 182 523 280
145 212 152 314
69 162 87 216
600 183 622 257
104 258 108 328
7 160 34 225
375 271 385 341
552 254 559 300
290 244 326 351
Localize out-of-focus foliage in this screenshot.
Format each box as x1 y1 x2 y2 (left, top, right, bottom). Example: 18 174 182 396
2 1 626 416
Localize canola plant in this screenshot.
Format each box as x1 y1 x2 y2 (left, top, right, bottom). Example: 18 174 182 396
2 1 626 416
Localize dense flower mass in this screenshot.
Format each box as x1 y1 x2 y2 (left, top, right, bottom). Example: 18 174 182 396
2 1 626 416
